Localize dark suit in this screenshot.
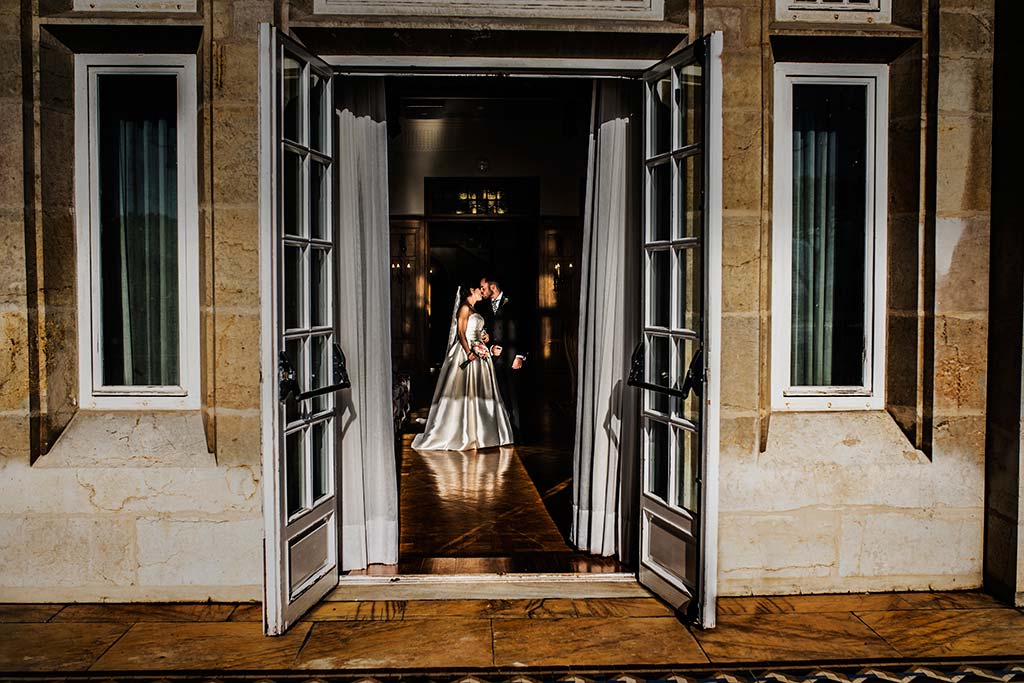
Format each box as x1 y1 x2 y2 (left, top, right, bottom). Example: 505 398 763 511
477 293 524 436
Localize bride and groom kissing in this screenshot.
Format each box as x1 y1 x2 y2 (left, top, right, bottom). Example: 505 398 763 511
411 277 524 452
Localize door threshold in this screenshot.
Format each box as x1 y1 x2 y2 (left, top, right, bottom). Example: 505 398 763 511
329 572 649 600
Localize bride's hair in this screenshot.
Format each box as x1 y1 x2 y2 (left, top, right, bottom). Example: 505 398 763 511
458 282 481 309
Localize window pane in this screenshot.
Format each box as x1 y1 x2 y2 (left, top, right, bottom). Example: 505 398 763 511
677 154 703 239
673 336 701 424
678 62 703 148
649 162 671 242
649 76 672 156
673 426 699 512
648 249 670 328
311 420 331 502
646 334 671 415
284 149 304 237
309 73 328 153
647 419 669 501
283 55 302 144
675 246 702 333
310 247 330 328
96 74 180 387
310 159 329 240
284 337 304 425
790 84 868 387
286 429 305 517
284 245 304 330
310 333 331 416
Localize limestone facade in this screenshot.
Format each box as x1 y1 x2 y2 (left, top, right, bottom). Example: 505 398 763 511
0 0 1010 603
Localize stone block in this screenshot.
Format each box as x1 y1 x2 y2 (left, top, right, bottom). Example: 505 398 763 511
886 214 920 312
721 109 761 213
719 313 759 411
721 215 760 314
0 516 137 587
723 411 983 513
216 43 260 104
212 103 260 206
214 313 262 411
939 8 994 57
885 310 919 410
0 309 29 412
938 55 992 114
722 52 762 111
839 508 982 578
0 413 30 463
213 409 262 467
935 115 992 214
40 411 213 469
932 414 986 468
136 516 263 587
213 205 261 309
718 509 839 580
934 216 989 314
719 414 757 457
0 216 27 302
0 101 23 208
934 314 987 414
887 119 921 214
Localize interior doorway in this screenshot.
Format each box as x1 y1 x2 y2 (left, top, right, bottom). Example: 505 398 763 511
366 76 625 575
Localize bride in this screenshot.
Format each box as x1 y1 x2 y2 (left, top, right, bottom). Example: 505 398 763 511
412 283 514 451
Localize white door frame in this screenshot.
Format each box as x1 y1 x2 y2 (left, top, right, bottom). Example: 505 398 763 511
260 47 722 623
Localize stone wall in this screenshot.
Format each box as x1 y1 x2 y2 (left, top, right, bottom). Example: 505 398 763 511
710 0 994 596
0 0 269 601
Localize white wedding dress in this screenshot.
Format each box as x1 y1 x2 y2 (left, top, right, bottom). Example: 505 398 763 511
412 310 514 451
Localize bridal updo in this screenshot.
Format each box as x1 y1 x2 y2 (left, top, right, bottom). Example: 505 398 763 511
458 282 484 308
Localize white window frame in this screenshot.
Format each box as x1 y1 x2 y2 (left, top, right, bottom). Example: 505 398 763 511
775 0 891 24
771 62 888 412
74 54 200 411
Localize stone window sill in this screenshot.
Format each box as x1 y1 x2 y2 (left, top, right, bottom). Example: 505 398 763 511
37 410 213 469
763 409 927 463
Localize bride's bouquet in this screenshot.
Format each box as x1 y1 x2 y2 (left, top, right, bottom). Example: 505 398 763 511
459 341 491 369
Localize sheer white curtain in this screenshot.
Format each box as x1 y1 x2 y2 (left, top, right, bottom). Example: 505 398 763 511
335 79 399 570
572 80 639 559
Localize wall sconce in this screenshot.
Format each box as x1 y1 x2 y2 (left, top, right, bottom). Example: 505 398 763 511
553 261 575 292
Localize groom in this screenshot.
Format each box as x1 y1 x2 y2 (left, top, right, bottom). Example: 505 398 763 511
477 276 525 437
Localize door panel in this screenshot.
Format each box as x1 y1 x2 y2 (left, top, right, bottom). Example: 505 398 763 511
260 24 348 635
629 31 722 627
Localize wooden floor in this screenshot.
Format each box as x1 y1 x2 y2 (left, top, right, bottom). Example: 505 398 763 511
2 591 1023 673
350 433 622 575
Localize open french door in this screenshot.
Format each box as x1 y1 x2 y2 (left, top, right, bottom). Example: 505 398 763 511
260 24 349 635
628 32 722 628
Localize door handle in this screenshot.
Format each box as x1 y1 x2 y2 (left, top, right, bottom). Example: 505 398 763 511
278 351 300 403
294 341 351 401
278 343 352 404
626 339 693 400
680 347 704 400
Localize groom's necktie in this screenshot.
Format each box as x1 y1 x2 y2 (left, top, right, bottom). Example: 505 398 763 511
492 297 500 314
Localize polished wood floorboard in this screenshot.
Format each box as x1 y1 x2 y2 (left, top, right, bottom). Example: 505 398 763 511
348 433 622 575
2 591 1021 672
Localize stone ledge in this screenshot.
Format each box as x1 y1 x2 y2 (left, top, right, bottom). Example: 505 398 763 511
38 410 213 469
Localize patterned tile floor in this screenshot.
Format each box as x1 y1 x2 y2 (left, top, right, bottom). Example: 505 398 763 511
1 591 1023 675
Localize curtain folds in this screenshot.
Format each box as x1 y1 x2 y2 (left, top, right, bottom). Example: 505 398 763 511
335 79 399 570
571 80 639 559
791 115 838 387
98 75 179 387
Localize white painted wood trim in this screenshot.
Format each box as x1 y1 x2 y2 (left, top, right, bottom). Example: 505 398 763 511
325 55 659 75
258 23 285 636
701 30 723 630
775 0 891 24
770 61 889 413
314 0 663 21
73 53 200 411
